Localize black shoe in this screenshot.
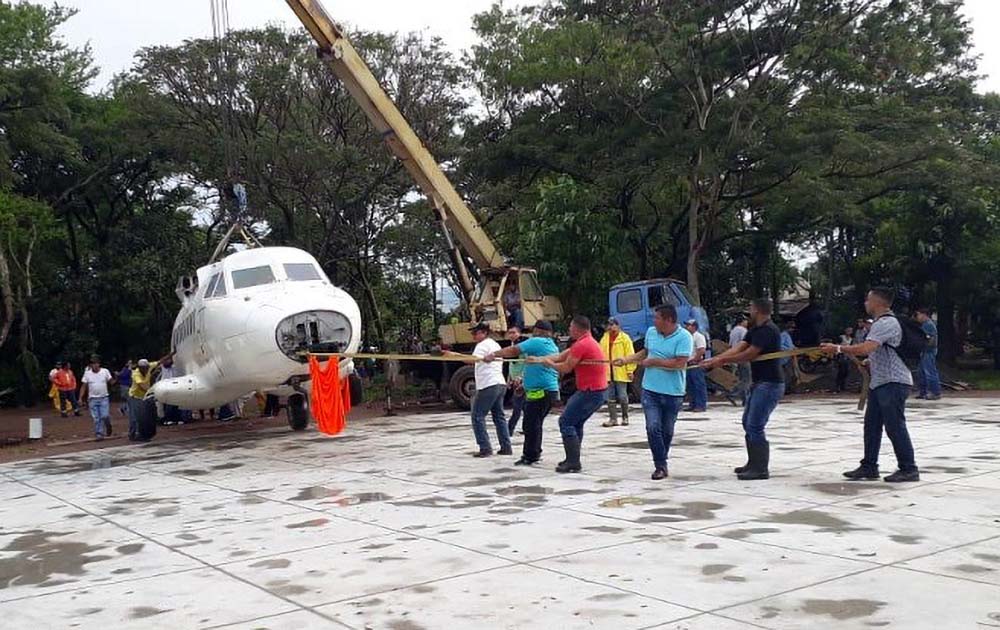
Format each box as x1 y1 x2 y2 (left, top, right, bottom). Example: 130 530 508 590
734 436 751 473
651 467 668 480
514 457 535 466
473 450 493 458
884 469 920 483
737 440 769 481
555 461 582 473
843 465 880 481
498 447 513 456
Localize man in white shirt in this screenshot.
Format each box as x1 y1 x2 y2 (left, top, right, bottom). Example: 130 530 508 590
684 319 709 412
80 355 115 440
468 322 512 457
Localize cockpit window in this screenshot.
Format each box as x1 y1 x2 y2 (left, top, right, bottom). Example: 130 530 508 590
231 265 276 290
209 273 227 297
203 273 220 298
284 263 322 282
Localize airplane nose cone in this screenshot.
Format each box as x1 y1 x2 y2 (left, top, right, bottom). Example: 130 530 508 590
276 310 353 361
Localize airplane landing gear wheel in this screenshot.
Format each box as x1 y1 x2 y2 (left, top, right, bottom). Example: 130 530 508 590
288 393 309 431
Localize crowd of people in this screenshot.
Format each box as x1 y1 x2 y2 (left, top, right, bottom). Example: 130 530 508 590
463 286 933 484
46 352 268 443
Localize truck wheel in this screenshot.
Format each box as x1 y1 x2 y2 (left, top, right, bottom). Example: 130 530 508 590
287 393 309 431
449 366 476 410
349 373 363 406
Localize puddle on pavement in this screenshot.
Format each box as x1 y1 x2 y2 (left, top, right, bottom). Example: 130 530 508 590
0 530 118 590
598 496 665 508
922 466 968 474
582 526 624 534
327 492 391 507
952 563 995 574
129 607 170 619
640 501 726 521
289 486 344 501
762 509 866 533
719 527 782 540
387 620 429 630
285 518 330 529
801 598 887 620
250 558 291 569
392 497 493 509
695 542 719 550
495 486 553 496
587 592 632 602
808 483 884 496
888 534 924 545
974 553 1000 563
210 462 244 470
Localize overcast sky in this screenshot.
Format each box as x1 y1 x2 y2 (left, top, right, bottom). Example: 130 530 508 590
52 0 1000 95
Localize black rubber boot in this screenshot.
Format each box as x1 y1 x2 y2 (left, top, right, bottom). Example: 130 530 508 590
733 436 751 473
555 435 581 473
737 440 769 480
620 403 629 426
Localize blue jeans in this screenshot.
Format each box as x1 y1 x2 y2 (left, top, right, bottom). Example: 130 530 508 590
88 397 110 437
606 381 629 404
741 381 785 444
558 390 606 441
471 384 510 453
642 390 684 468
508 387 525 434
863 383 917 472
917 352 941 397
686 369 707 410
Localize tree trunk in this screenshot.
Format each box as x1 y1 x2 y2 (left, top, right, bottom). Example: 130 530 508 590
0 246 14 350
686 192 702 306
936 264 958 363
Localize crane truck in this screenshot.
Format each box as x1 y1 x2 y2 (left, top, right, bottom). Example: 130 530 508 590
283 0 563 408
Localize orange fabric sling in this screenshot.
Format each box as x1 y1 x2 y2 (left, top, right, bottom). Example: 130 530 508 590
308 356 348 435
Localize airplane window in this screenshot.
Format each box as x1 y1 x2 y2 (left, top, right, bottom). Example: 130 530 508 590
203 274 219 298
284 263 322 282
232 265 276 290
210 274 228 297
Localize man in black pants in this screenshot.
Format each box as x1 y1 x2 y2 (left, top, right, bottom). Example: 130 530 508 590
701 299 785 480
484 320 561 465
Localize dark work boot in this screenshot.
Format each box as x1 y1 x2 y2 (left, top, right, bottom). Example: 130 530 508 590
555 435 581 473
620 403 630 426
602 403 619 427
733 437 751 473
843 465 880 481
737 440 770 480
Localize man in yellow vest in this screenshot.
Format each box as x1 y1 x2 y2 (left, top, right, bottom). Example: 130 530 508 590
600 317 636 426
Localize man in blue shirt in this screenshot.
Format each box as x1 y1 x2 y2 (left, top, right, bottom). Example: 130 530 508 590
915 308 942 400
485 320 560 465
615 305 692 480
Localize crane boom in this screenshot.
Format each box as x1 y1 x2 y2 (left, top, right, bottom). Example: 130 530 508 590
284 0 505 302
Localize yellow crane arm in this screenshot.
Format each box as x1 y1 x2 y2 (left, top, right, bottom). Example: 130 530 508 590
284 0 505 290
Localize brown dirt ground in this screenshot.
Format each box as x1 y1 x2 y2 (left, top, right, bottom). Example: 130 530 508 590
0 396 449 464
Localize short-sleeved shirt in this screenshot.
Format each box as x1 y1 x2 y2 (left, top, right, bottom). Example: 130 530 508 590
570 333 607 392
779 331 794 367
517 336 559 392
729 326 747 348
689 331 707 360
472 338 505 390
642 326 693 396
921 320 938 354
118 367 132 387
82 368 114 398
745 321 784 383
867 314 913 389
129 362 160 399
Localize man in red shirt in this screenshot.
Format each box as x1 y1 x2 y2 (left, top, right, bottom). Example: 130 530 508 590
53 361 81 418
538 315 608 473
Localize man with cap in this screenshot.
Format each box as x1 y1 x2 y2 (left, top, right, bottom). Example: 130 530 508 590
127 352 172 441
80 355 115 440
535 315 608 473
485 319 560 465
465 322 512 457
684 319 708 412
599 317 636 427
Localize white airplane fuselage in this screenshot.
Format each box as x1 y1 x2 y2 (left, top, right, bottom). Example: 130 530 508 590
151 247 360 410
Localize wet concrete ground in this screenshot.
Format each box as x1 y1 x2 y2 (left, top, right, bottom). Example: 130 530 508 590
2 396 1000 629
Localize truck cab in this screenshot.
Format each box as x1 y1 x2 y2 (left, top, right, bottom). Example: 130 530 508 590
609 279 710 348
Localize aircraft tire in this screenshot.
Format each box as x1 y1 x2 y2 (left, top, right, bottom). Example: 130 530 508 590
449 365 476 410
349 373 363 406
288 393 309 431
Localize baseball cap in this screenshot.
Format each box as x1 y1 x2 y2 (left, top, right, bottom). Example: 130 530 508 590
137 359 150 367
606 317 620 326
684 319 698 326
469 322 490 333
532 320 554 332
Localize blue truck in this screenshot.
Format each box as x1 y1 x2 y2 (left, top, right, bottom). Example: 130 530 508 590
608 279 710 349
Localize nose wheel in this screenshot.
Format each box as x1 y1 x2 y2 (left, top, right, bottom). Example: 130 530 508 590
287 393 309 431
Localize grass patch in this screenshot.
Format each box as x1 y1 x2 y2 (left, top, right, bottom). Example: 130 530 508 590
952 369 1000 391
